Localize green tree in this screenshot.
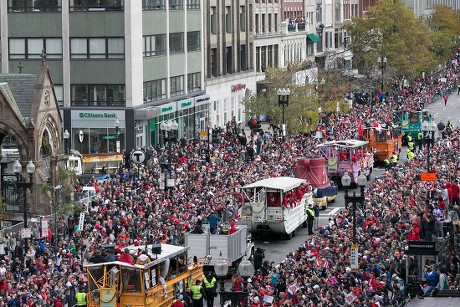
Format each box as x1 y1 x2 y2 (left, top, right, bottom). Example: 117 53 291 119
243 65 350 133
345 0 437 82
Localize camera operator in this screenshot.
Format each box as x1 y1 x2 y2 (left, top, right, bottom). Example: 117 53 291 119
253 248 265 272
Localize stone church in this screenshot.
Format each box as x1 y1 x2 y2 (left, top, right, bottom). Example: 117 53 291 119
0 61 63 225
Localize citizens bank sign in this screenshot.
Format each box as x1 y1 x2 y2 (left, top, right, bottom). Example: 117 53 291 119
79 112 117 118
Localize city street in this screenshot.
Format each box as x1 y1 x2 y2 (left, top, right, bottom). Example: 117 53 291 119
258 90 460 266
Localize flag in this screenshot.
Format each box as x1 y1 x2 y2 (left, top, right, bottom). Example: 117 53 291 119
358 119 363 137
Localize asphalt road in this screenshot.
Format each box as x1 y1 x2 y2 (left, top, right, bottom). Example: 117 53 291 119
257 90 460 266
256 167 386 266
426 91 460 127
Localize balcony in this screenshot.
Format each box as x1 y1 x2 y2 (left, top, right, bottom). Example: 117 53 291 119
288 22 306 32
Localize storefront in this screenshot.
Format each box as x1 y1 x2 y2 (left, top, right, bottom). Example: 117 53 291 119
147 94 210 146
69 110 126 154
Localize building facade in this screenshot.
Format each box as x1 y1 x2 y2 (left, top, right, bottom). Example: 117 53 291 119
1 0 206 152
203 0 256 128
405 0 460 18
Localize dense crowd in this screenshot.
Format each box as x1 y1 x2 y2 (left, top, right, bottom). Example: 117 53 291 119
0 56 460 307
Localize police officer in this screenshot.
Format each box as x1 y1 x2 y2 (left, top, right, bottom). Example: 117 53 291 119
417 131 423 151
75 287 87 307
306 204 315 235
407 149 415 161
253 248 265 272
391 152 398 167
406 133 413 145
202 272 217 307
190 279 207 307
407 136 414 151
383 158 390 170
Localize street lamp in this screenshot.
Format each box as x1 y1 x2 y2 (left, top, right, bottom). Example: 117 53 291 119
421 120 437 207
115 118 120 137
14 160 35 260
215 252 229 307
160 120 179 194
377 56 387 92
341 172 366 242
63 129 70 154
238 256 253 304
277 88 291 137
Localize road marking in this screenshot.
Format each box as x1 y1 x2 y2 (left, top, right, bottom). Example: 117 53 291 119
319 206 342 216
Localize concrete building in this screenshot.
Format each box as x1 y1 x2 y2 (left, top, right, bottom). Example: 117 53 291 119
0 0 207 156
202 0 256 128
405 0 460 18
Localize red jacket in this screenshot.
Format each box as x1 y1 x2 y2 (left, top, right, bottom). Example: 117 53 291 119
451 183 459 199
171 300 184 307
408 226 420 241
119 253 134 265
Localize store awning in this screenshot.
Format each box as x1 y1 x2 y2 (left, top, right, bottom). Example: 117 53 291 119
306 33 320 43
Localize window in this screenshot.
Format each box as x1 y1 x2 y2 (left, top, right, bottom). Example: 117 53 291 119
70 38 125 59
210 7 217 34
170 75 184 97
226 7 232 33
187 73 201 93
9 0 62 12
143 35 166 57
71 84 125 107
9 38 62 59
54 85 64 106
142 0 165 10
240 6 246 32
186 0 199 9
144 79 166 102
169 33 184 53
187 31 200 52
169 0 183 10
69 0 124 11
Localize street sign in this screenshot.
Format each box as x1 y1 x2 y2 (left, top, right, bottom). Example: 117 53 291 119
420 173 436 181
350 243 359 271
21 228 31 239
131 150 146 164
424 181 434 191
41 216 48 238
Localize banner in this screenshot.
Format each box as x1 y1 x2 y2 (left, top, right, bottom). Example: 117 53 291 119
78 212 85 231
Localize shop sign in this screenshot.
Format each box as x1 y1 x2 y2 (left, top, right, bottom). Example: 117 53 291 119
195 94 210 106
160 103 176 115
177 99 195 111
407 241 436 255
79 112 117 118
102 135 118 140
231 84 246 92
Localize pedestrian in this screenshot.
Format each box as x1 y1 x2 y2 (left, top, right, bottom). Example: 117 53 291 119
253 248 265 272
313 202 320 230
443 94 448 106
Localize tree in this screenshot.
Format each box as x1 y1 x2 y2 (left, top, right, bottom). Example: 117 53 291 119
243 65 350 133
431 5 460 38
41 167 80 244
345 0 437 82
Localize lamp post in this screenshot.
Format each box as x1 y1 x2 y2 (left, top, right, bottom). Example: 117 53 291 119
277 88 290 137
214 252 229 307
377 56 387 92
63 129 70 154
160 120 179 194
215 252 252 307
421 120 437 207
341 172 366 241
342 172 366 272
13 160 35 260
115 118 120 137
207 118 211 163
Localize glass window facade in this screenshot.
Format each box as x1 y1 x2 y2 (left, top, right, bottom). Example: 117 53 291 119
170 75 184 97
71 84 126 107
169 33 184 53
69 0 124 11
9 38 62 59
143 35 166 57
187 31 200 52
143 79 167 102
70 37 125 59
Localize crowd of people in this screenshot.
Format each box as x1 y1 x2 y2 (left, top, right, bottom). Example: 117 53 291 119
0 55 460 307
